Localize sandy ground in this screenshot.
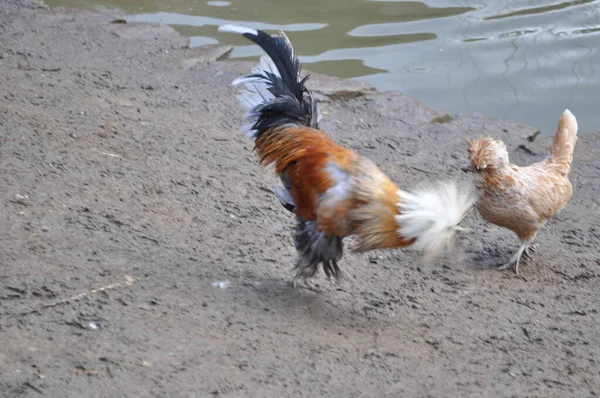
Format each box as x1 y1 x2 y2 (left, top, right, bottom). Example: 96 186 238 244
1 1 600 397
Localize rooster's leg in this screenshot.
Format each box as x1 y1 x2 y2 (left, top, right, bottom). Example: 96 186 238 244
293 258 321 291
499 242 527 274
303 278 320 292
292 275 319 292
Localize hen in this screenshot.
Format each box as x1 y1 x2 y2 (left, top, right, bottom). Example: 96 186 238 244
219 24 475 288
467 110 578 274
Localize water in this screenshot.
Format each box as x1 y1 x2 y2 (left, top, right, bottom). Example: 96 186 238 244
46 0 600 135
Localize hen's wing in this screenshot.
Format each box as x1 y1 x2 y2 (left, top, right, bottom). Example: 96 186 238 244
522 163 573 221
477 164 571 240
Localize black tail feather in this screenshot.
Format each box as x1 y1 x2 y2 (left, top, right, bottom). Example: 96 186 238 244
239 29 303 101
218 24 319 139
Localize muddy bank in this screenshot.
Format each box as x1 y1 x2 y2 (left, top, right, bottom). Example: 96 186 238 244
1 1 600 397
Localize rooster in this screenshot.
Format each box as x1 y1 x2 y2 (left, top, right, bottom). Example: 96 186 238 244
467 110 578 274
218 24 475 288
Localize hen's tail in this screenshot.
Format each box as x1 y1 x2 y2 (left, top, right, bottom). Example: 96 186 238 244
549 109 578 176
217 24 320 139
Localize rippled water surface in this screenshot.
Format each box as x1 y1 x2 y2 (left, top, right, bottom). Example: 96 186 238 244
47 0 600 135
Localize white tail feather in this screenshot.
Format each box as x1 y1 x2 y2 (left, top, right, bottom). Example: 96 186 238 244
218 24 258 36
395 181 476 263
256 54 281 78
234 77 275 109
232 56 281 89
230 54 282 136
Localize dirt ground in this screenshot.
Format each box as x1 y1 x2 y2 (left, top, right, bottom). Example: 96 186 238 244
1 1 600 397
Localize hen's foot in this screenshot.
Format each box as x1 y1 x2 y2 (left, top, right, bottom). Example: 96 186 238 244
523 243 539 259
499 243 527 275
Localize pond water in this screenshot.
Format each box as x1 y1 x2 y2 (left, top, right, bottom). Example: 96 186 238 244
47 0 600 135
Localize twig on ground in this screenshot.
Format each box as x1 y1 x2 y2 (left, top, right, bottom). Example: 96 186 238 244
17 275 136 317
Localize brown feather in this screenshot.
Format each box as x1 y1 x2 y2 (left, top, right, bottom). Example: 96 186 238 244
350 157 415 251
255 125 358 234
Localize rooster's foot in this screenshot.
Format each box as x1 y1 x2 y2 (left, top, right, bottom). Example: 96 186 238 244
292 277 320 292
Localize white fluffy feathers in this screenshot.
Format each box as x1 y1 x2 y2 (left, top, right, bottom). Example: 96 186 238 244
395 181 476 263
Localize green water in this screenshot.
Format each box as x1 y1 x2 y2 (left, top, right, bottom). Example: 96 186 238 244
47 0 600 135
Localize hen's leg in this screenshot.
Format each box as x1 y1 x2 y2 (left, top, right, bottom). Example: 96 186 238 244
524 243 538 258
499 242 527 274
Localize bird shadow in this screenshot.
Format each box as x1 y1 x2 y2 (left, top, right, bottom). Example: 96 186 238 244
233 272 396 330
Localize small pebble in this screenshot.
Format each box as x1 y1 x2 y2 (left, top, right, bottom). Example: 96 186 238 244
211 280 230 289
12 194 29 206
87 322 99 330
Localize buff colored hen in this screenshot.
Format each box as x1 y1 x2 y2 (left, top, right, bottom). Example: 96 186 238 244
467 110 578 274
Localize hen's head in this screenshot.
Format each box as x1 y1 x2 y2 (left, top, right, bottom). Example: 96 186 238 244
466 137 509 172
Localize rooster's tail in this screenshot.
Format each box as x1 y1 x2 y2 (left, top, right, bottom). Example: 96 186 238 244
218 24 320 139
549 109 578 176
394 182 476 263
351 158 476 263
